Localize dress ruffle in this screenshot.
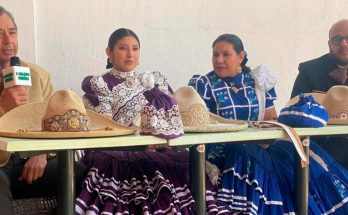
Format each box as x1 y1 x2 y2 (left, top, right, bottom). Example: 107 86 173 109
268 140 348 215
207 144 285 214
76 149 194 215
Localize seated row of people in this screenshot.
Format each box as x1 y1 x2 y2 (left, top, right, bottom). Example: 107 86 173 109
1 5 348 214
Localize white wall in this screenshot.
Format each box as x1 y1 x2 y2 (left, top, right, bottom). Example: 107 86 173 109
1 0 36 63
4 0 348 111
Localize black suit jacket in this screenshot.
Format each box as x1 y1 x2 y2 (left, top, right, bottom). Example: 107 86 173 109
291 54 348 167
291 53 342 98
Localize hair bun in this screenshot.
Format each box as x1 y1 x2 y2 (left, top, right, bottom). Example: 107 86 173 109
106 58 113 69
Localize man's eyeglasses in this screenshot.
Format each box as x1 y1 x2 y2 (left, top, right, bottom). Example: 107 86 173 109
330 35 348 45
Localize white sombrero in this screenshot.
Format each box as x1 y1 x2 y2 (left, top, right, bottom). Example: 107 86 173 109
174 86 248 132
0 90 136 138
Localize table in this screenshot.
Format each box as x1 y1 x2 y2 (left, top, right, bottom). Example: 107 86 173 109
1 125 348 215
168 125 348 215
0 134 167 215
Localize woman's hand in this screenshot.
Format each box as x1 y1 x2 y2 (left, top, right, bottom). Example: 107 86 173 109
263 107 277 121
147 144 171 151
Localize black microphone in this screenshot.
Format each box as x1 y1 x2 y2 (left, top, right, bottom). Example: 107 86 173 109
2 56 32 88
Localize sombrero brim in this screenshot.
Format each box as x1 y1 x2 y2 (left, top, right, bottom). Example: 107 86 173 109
0 102 136 139
286 93 326 107
327 118 348 125
184 113 248 133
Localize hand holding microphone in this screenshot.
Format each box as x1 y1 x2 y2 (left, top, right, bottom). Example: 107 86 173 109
0 56 31 113
0 86 29 113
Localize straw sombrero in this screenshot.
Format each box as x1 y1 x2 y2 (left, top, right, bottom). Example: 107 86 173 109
286 86 348 125
286 92 326 107
321 86 348 124
174 86 248 132
0 90 136 138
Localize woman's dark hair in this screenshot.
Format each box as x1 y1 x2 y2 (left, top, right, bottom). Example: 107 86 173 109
212 34 250 72
106 28 140 69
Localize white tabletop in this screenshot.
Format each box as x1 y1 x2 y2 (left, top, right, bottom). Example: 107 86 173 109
168 125 348 146
1 125 347 152
0 134 167 152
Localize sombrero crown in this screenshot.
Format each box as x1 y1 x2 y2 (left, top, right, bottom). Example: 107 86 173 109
42 90 91 132
174 86 248 132
321 85 348 124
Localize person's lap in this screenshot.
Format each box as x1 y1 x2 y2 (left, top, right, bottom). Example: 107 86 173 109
14 159 86 198
313 136 348 169
0 169 13 214
0 154 87 214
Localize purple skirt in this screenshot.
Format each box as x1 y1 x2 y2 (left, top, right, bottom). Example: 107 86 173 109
75 148 194 214
75 148 229 215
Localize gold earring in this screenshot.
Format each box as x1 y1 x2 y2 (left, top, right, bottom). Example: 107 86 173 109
237 65 242 73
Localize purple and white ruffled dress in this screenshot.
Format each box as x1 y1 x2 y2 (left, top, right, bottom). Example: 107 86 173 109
76 69 227 214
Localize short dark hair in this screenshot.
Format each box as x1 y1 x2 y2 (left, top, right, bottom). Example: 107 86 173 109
106 28 140 69
0 6 17 30
213 34 250 72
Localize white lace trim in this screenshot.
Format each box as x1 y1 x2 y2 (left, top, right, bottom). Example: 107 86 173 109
110 68 135 79
87 71 171 126
140 104 184 136
88 76 113 116
112 79 144 110
113 93 146 126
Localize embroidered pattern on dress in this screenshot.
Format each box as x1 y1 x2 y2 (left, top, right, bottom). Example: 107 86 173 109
152 71 171 94
110 68 136 80
113 93 147 126
140 104 184 136
42 109 91 132
207 72 261 120
86 70 172 126
112 79 143 108
88 76 113 116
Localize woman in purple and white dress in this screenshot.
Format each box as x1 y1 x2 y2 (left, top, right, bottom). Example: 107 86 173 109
75 28 227 215
75 28 193 215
